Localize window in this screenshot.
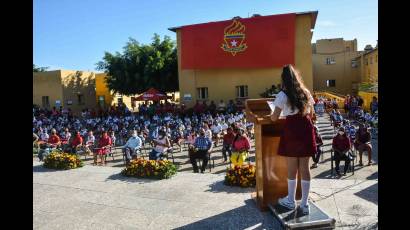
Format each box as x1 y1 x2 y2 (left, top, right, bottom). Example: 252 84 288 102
98 95 105 108
326 80 336 87
325 57 335 65
346 47 350 52
365 58 368 65
370 57 373 64
351 60 358 68
236 85 248 98
42 96 50 108
77 94 84 105
197 87 208 100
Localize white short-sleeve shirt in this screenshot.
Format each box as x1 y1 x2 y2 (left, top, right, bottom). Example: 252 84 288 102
272 90 315 116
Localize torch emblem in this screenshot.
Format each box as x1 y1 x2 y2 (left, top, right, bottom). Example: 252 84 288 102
221 20 247 56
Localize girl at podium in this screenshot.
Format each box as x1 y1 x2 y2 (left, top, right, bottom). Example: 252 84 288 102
270 64 316 215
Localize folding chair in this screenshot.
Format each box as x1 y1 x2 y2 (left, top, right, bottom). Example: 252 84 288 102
104 146 115 162
197 152 215 172
330 148 355 176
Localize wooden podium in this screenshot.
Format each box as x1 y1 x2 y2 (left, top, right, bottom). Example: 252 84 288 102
245 98 302 211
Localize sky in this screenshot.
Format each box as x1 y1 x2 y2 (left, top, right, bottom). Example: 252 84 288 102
34 0 378 71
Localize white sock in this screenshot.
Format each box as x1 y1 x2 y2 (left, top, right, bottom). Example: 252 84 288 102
301 180 311 207
287 179 297 203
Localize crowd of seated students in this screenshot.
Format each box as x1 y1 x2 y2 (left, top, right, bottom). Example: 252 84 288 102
309 94 377 175
33 100 254 170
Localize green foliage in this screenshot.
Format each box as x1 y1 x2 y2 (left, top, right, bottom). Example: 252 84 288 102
33 64 49 72
96 34 178 95
121 159 177 179
260 84 281 98
43 150 84 170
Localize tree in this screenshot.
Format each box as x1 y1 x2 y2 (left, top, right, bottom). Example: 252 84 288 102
260 84 281 98
33 64 49 72
96 34 178 96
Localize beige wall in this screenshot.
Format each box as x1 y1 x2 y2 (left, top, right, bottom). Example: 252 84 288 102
60 70 97 114
177 13 315 108
33 70 98 115
312 38 361 95
33 70 63 108
362 48 378 83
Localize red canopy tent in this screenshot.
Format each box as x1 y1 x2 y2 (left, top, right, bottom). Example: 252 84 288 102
134 88 168 101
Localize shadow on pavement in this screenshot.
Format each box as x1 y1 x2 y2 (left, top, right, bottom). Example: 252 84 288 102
105 172 159 184
354 182 378 205
172 199 278 230
33 164 59 173
366 171 378 180
205 180 254 194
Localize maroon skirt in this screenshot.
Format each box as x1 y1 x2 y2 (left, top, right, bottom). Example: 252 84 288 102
278 114 317 157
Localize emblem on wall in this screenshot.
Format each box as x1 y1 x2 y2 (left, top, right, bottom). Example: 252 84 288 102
221 20 248 56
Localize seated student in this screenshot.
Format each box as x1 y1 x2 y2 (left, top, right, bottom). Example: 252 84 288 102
61 128 71 145
211 122 222 147
370 96 378 115
217 100 226 113
33 132 39 149
39 128 49 145
39 129 61 161
149 130 171 160
190 128 212 173
94 131 112 166
310 125 323 169
334 111 343 124
48 128 62 148
222 127 235 163
346 121 356 143
332 127 352 176
172 126 185 152
109 131 116 146
85 131 95 154
231 128 251 166
354 124 373 166
71 131 83 154
123 130 142 164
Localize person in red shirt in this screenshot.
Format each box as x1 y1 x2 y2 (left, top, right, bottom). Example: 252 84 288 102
230 128 251 166
71 132 83 154
48 129 61 148
332 127 351 176
94 131 112 165
222 127 235 163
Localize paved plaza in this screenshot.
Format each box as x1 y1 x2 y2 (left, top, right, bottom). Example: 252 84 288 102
33 114 378 229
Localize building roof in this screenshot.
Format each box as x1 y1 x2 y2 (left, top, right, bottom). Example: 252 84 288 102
354 47 378 59
168 11 318 32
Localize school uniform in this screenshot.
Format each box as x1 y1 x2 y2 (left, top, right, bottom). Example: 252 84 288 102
272 91 316 157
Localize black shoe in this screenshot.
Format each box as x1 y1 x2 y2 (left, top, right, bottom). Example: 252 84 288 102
200 170 205 173
336 171 341 176
193 169 199 173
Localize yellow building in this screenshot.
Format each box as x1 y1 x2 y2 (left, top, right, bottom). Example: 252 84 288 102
312 38 361 95
34 70 181 113
355 44 378 83
33 70 98 114
169 11 318 108
95 73 113 109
